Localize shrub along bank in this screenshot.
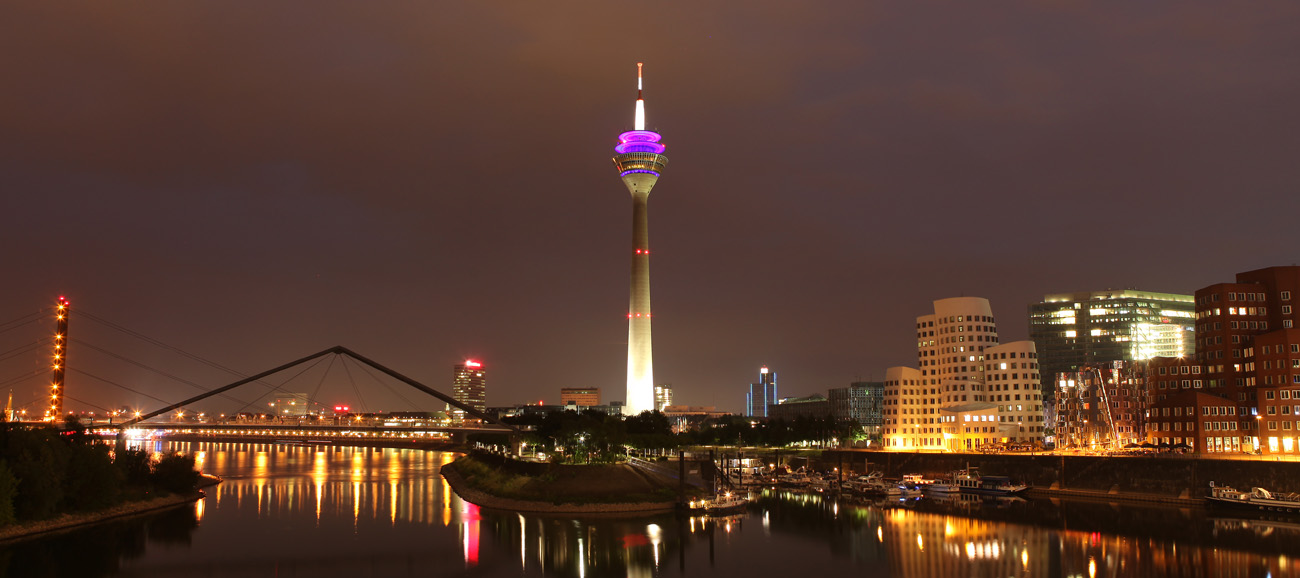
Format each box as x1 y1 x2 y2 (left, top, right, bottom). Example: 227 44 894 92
0 420 201 526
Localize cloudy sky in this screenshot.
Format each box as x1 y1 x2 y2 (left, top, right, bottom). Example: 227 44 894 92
2 2 1298 416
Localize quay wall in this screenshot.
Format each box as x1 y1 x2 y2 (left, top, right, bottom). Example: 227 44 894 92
816 451 1300 496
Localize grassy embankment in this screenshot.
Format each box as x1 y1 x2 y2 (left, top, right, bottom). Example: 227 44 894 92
448 454 680 505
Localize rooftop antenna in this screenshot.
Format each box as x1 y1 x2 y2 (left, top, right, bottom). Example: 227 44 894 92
634 62 646 130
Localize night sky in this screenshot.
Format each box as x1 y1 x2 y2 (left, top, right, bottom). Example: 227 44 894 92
3 2 1299 416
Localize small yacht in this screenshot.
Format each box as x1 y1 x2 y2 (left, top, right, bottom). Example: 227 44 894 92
953 467 1029 496
1207 482 1300 514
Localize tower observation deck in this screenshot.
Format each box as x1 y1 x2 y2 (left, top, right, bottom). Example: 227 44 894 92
613 63 668 416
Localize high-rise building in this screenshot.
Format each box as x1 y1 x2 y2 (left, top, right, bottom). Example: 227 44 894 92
1030 290 1195 398
1148 266 1300 454
452 360 486 422
613 63 668 417
560 387 600 407
654 384 673 411
746 366 777 418
883 297 1046 451
828 381 884 434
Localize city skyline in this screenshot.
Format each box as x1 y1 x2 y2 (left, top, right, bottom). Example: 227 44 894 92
2 3 1299 415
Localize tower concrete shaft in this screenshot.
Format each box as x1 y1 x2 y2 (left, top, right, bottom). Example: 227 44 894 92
612 63 667 416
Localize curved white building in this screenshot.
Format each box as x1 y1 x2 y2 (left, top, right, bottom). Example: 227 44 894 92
884 297 1045 451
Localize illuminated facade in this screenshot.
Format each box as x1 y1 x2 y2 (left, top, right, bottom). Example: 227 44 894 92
1029 289 1194 398
1147 266 1300 454
884 297 1045 451
613 63 668 417
882 367 931 449
1055 361 1149 449
560 387 600 407
653 384 672 411
829 381 884 433
746 366 777 418
452 360 486 422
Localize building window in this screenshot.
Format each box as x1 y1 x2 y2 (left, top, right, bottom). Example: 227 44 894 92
1284 291 1292 301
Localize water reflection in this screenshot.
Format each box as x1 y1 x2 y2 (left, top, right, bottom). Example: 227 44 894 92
4 443 1300 577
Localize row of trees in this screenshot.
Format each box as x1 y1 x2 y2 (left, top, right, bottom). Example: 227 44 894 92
489 410 861 464
0 418 200 525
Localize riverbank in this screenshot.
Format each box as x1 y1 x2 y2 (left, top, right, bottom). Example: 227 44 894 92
442 455 680 514
0 473 220 544
138 433 464 452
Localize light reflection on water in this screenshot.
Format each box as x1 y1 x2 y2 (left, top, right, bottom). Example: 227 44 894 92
5 443 1300 577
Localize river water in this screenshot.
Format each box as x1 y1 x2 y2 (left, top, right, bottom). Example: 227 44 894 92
2 442 1298 577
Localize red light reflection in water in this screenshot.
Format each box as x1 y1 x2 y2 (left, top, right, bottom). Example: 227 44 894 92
461 502 480 567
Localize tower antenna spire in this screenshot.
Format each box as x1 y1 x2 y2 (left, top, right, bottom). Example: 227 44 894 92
634 62 646 131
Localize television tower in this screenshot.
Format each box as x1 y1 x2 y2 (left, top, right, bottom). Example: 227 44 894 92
613 63 668 416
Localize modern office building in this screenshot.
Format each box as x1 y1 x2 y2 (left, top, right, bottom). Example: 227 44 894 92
828 381 884 434
883 297 1046 451
1055 361 1149 449
613 63 669 416
654 384 673 411
746 366 777 418
1029 290 1195 398
452 360 486 422
1148 266 1300 454
560 387 600 407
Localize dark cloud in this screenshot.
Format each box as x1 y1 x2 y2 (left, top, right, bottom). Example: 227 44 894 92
2 1 1298 414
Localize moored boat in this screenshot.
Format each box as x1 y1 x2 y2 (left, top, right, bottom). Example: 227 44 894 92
846 472 903 496
686 491 751 514
953 467 1029 496
1207 482 1300 514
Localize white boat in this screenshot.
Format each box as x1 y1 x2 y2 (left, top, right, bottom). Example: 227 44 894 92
777 468 812 488
1207 482 1300 514
923 477 961 494
686 492 750 514
808 475 838 492
847 472 903 496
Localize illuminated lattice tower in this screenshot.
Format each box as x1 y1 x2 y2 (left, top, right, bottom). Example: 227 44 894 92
46 297 69 421
612 63 668 416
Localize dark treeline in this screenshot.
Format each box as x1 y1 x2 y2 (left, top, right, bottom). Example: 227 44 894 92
482 411 859 464
0 418 201 526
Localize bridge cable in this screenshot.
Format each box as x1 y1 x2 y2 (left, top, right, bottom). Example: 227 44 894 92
0 368 44 389
346 356 419 410
339 355 370 414
79 310 315 406
0 339 48 363
62 394 111 414
227 354 333 417
305 355 337 413
0 310 46 335
69 368 175 406
70 338 254 407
